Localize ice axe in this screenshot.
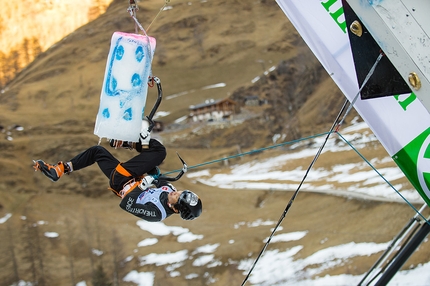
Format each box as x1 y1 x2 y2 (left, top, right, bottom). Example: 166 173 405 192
155 153 188 182
145 76 163 133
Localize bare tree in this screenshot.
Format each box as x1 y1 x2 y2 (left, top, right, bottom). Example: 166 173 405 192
111 229 127 286
92 263 112 286
34 223 48 286
0 220 20 285
82 210 95 273
193 26 205 58
95 216 104 268
21 219 50 285
65 218 77 285
22 221 39 284
7 221 20 283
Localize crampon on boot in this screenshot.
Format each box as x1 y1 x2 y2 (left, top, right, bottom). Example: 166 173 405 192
33 160 68 182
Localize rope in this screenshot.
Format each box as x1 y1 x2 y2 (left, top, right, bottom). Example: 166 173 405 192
164 130 429 224
128 0 139 34
160 51 428 283
127 7 149 37
337 51 384 129
126 0 167 83
125 0 170 79
160 118 430 282
163 132 331 174
336 132 430 226
159 120 427 285
150 47 425 282
240 96 349 286
147 0 170 32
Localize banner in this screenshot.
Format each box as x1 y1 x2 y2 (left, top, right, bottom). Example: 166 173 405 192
276 0 430 205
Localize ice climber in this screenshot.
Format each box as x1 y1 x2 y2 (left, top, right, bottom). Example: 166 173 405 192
33 119 202 222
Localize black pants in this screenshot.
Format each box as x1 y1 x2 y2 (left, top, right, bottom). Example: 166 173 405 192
70 139 166 191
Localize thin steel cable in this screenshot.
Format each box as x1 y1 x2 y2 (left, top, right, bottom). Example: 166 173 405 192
147 0 170 32
241 52 387 285
126 1 156 76
163 132 331 175
153 50 425 283
336 132 430 225
337 52 384 127
240 99 350 286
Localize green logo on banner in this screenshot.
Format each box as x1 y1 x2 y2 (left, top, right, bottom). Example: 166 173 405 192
393 127 430 206
321 0 347 33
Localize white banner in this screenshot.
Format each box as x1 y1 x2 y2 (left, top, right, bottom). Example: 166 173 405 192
276 0 430 204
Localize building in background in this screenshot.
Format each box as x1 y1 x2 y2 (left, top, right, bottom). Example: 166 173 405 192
189 98 239 122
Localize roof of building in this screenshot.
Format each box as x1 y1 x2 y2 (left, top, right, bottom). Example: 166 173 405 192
189 98 236 110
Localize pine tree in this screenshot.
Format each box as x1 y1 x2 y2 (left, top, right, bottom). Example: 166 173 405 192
31 37 42 59
9 48 20 75
22 37 31 66
0 51 7 89
88 0 103 21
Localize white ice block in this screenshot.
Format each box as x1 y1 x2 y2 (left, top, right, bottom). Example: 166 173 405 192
94 32 156 142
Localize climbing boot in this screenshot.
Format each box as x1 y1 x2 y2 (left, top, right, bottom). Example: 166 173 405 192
33 160 69 182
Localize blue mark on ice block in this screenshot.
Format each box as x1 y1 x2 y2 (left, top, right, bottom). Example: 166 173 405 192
105 37 123 97
119 97 127 108
102 108 110 118
135 46 144 62
123 107 132 121
131 73 141 87
110 77 117 94
116 45 124 60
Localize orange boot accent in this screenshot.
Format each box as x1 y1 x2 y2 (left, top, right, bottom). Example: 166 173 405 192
33 160 66 182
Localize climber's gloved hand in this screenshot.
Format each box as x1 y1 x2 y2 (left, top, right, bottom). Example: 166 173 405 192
140 118 152 147
139 175 155 190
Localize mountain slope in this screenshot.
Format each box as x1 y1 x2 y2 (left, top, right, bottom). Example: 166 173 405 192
0 0 427 285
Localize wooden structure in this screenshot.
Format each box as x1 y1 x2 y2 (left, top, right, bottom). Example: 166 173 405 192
189 98 239 122
244 95 262 106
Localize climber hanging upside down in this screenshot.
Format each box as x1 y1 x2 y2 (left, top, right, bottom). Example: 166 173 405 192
33 119 202 222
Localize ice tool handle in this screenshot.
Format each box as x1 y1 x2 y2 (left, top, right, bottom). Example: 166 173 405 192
157 153 188 182
145 76 162 133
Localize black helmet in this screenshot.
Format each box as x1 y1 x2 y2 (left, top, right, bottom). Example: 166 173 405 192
176 190 202 220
